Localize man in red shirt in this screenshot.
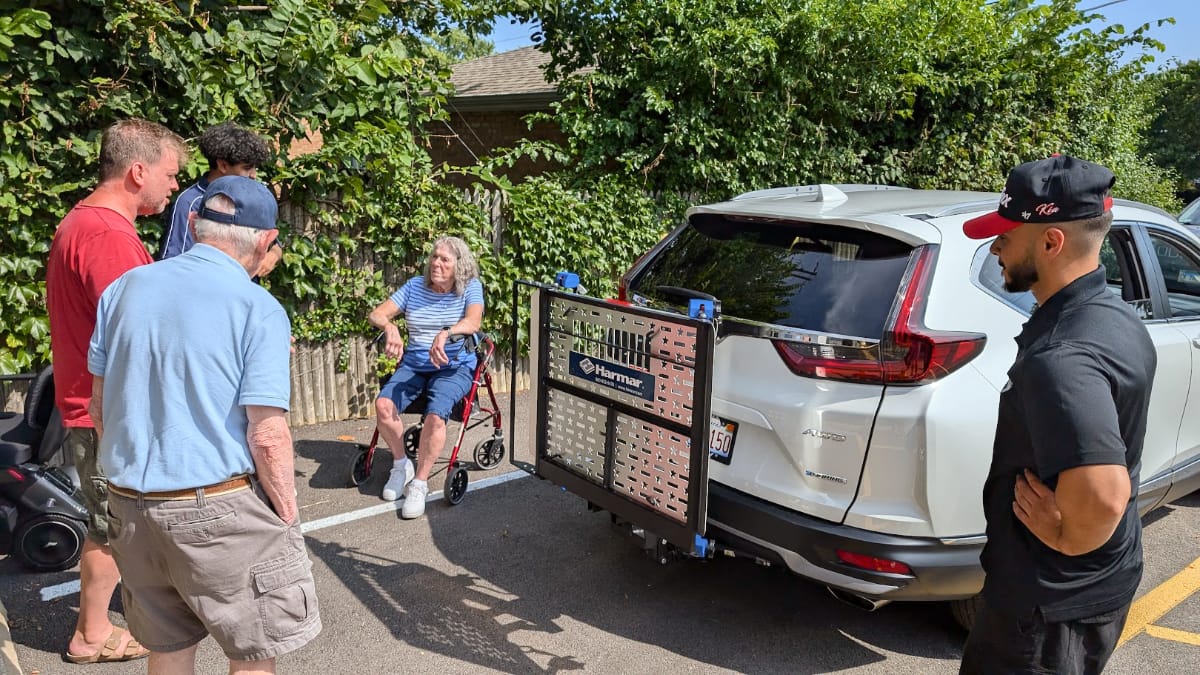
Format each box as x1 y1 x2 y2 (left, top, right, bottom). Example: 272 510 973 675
46 118 185 664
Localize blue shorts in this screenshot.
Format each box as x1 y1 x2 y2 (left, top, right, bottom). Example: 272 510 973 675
377 363 474 420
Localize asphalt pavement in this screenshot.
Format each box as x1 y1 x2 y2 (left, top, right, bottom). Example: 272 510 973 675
3 390 1198 673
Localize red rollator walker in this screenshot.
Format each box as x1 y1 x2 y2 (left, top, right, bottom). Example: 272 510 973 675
348 332 505 505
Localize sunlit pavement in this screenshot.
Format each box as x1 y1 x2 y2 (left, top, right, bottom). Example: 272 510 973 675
3 393 1198 673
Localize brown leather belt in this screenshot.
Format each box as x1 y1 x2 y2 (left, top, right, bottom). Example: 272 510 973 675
107 475 252 501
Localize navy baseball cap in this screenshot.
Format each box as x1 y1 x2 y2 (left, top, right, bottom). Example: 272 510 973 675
963 155 1115 239
197 175 278 230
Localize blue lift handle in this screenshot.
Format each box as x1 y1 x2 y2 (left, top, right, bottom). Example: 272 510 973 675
555 271 587 295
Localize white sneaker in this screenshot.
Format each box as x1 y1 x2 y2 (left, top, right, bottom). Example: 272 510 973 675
381 458 414 501
401 480 429 519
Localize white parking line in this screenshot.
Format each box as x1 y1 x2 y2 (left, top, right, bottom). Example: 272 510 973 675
40 581 80 602
38 468 533 602
299 468 530 532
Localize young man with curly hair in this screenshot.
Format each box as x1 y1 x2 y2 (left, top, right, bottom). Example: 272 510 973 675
160 122 270 260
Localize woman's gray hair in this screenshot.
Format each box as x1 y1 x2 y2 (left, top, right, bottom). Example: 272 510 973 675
193 194 266 257
423 235 479 295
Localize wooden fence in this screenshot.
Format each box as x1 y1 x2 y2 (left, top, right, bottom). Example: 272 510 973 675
1 346 531 428
279 187 532 426
285 337 531 427
2 189 533 427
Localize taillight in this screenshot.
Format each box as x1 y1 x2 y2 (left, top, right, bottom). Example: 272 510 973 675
882 245 986 384
836 549 913 575
773 339 888 384
774 245 985 385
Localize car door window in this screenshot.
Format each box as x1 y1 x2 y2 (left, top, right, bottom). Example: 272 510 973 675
1146 231 1200 320
973 227 1153 319
1102 228 1155 320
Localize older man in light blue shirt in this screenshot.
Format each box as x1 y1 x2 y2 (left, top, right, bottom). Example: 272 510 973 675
89 238 290 491
88 175 320 674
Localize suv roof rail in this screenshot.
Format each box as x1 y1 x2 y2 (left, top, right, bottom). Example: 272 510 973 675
730 184 909 202
917 197 1178 222
1112 198 1175 221
914 199 999 220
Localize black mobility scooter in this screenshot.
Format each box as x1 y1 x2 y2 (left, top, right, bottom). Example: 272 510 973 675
0 365 89 571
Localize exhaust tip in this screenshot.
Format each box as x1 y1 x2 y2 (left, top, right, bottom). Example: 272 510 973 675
826 586 890 612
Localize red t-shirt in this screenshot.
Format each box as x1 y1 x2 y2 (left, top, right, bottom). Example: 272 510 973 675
46 204 153 427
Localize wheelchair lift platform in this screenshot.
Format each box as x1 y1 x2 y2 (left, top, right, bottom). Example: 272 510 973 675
516 284 716 554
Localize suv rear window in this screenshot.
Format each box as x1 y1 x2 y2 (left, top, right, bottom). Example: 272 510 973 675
627 214 914 339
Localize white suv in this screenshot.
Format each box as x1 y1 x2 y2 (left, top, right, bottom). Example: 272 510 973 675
618 184 1200 624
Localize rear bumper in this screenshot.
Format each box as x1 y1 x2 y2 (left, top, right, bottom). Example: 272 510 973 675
707 482 984 601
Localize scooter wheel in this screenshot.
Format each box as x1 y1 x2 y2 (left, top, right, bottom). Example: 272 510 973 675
14 513 85 572
349 447 372 487
473 438 505 470
444 466 469 506
402 426 421 462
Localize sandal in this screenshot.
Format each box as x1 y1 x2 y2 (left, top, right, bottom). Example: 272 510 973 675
64 626 150 664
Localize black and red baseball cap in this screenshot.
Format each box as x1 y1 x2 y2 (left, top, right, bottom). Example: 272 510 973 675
963 155 1116 239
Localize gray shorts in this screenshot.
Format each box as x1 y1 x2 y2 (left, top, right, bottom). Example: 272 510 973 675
106 481 321 661
66 427 107 544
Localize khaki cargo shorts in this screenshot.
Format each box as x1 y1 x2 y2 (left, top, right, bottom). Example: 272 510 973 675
106 480 321 661
66 427 108 543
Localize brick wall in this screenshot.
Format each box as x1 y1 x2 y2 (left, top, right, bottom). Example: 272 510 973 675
425 109 567 187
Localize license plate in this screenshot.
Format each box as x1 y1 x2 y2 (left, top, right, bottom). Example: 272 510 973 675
709 416 738 464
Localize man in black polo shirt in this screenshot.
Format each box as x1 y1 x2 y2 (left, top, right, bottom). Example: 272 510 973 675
959 155 1156 674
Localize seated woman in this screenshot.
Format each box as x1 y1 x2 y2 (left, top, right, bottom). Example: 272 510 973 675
367 235 484 519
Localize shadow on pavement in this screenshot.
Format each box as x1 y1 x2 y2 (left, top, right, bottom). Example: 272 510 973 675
306 538 583 673
306 473 964 673
1143 489 1200 527
1 555 130 667
296 437 390 494
226 388 966 672
296 437 476 502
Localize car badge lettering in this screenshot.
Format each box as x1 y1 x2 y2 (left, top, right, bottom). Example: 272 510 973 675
801 428 846 442
805 469 848 484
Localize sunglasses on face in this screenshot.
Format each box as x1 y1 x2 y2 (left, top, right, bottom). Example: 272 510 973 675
270 234 286 251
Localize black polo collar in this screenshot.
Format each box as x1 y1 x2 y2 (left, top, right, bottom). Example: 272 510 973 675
1017 266 1106 345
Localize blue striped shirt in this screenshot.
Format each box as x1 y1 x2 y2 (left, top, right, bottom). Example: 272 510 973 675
390 276 484 372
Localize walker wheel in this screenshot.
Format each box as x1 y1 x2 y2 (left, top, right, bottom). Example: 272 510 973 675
444 466 469 505
473 438 505 470
349 447 372 486
402 426 420 462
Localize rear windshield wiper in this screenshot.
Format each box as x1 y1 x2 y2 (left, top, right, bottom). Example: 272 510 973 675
649 285 722 318
654 285 717 301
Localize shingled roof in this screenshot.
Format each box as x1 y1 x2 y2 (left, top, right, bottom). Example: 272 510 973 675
449 46 559 111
